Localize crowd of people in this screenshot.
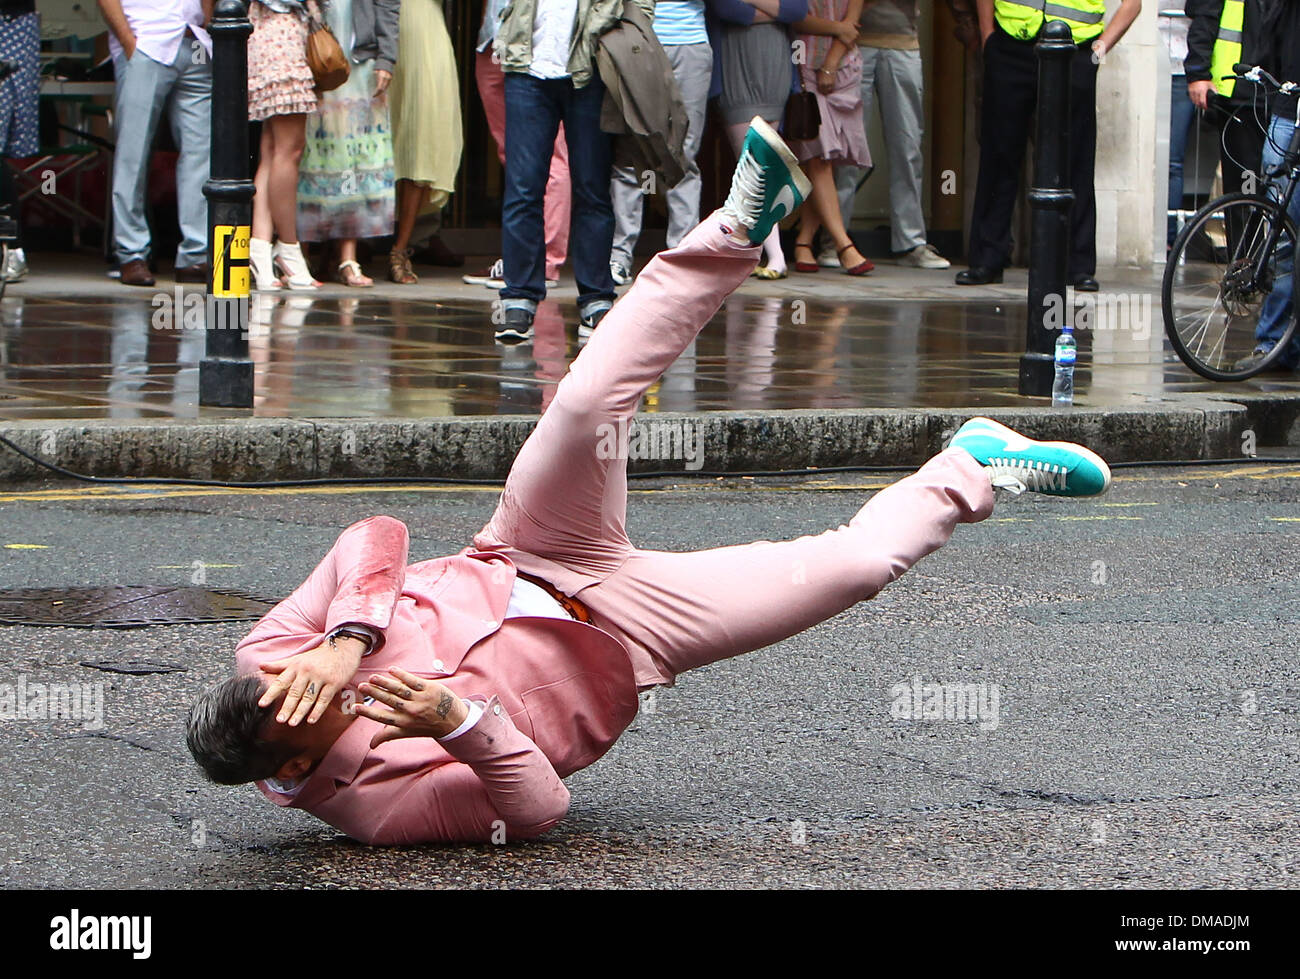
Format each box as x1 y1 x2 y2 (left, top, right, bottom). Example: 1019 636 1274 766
4 1 1298 353
71 0 981 344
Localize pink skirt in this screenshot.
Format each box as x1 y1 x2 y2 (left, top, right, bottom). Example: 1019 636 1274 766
788 52 871 169
247 3 318 122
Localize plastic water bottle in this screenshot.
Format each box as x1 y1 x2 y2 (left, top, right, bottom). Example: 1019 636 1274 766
1053 324 1076 407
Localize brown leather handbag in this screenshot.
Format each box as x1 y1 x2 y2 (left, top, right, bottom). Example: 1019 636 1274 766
783 73 821 141
305 9 350 92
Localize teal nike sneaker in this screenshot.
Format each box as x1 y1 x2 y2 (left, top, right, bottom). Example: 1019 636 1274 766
720 117 812 246
948 417 1112 497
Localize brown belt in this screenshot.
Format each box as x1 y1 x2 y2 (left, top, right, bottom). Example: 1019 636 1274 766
516 572 593 624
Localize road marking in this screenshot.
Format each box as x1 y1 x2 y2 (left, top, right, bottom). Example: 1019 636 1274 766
3 543 48 549
0 463 1293 507
155 563 241 569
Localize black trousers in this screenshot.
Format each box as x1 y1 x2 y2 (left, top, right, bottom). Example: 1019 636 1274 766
1207 92 1266 194
968 26 1099 277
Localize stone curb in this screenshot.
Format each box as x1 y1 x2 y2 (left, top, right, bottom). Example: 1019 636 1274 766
0 397 1266 484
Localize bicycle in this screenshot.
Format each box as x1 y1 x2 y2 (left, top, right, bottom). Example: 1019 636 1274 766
1162 64 1300 380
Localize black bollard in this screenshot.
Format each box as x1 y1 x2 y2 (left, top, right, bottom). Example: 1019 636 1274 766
1020 19 1075 397
199 0 255 408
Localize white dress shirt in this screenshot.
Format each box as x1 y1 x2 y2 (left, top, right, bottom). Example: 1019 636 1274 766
529 0 579 79
108 0 212 65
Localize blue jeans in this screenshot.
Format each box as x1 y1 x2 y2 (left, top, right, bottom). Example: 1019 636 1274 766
501 72 615 314
1168 78 1196 247
111 40 212 268
1254 113 1300 367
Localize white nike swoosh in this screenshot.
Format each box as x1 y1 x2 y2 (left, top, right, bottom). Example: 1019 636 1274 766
997 433 1036 452
772 185 796 221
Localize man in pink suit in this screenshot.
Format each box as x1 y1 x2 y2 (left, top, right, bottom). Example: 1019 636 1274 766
187 119 1112 845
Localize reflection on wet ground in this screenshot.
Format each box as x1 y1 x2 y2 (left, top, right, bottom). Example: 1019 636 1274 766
1 292 1296 419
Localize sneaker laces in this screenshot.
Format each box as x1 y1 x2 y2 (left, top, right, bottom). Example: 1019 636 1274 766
985 457 1068 494
721 148 765 232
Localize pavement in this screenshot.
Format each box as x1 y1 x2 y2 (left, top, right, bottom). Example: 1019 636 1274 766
0 464 1297 888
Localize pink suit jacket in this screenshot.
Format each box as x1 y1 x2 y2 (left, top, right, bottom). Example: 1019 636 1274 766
234 516 640 845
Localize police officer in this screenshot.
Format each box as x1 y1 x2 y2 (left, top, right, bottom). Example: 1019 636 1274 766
956 0 1143 291
1185 1 1278 208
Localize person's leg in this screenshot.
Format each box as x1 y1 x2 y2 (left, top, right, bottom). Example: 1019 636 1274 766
337 237 372 286
579 447 994 686
1252 113 1300 365
501 72 561 314
562 75 616 318
803 157 868 268
544 126 571 282
1067 43 1099 280
253 123 275 241
110 51 172 266
834 46 877 228
966 30 1035 272
165 37 213 270
1216 95 1265 196
474 212 762 590
581 413 1111 688
267 113 307 244
878 48 928 255
474 50 507 166
664 41 713 249
1167 77 1195 247
609 163 644 272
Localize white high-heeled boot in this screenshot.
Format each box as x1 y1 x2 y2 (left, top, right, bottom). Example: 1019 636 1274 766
272 240 320 290
250 237 280 291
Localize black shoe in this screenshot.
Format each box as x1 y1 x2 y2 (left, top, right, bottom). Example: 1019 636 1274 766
495 307 534 343
955 266 1003 285
578 306 610 338
1071 275 1100 292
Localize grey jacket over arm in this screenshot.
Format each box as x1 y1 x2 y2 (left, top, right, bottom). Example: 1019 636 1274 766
349 0 401 74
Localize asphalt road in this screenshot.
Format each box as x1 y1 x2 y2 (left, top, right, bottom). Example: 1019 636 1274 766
0 464 1297 889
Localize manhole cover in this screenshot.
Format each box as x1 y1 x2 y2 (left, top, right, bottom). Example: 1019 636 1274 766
0 587 277 628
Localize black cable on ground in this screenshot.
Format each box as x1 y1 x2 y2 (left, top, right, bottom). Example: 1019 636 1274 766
2 431 1298 490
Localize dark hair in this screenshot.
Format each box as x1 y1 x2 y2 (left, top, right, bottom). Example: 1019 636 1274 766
186 674 297 785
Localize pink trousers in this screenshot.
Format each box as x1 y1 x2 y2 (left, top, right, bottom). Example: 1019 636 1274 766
474 213 996 689
475 52 569 281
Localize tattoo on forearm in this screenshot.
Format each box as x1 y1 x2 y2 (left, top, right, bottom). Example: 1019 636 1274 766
435 691 455 719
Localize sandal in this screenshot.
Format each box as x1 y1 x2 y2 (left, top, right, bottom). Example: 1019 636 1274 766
793 242 820 273
336 259 373 288
838 243 874 276
388 247 418 285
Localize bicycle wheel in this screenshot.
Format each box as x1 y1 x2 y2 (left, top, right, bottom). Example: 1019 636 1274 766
1163 192 1300 381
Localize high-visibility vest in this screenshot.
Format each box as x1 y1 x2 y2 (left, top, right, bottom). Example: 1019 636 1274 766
993 0 1106 44
1210 0 1245 98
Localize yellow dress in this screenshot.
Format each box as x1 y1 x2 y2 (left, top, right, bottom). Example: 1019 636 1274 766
390 0 463 209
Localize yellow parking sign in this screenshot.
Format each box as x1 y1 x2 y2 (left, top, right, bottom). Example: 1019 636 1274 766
213 225 251 297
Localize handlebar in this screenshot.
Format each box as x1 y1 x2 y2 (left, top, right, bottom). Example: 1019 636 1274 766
1231 63 1299 95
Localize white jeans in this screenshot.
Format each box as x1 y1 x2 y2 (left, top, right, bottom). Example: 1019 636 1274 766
835 46 927 254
